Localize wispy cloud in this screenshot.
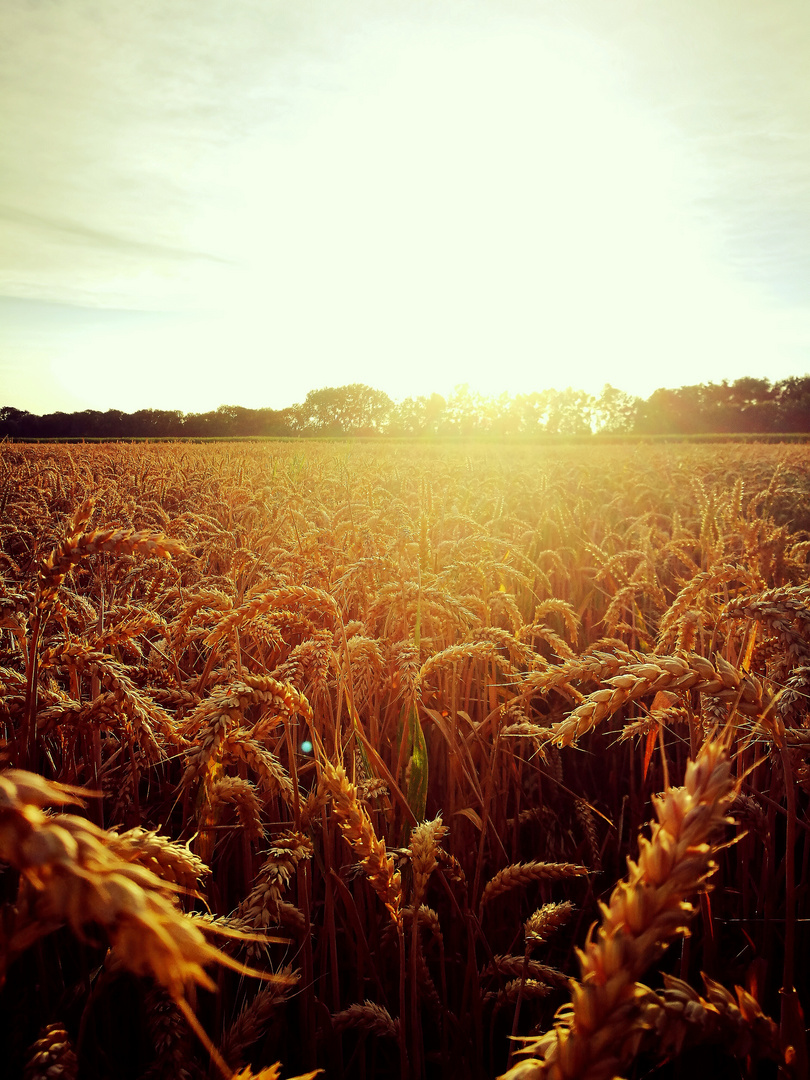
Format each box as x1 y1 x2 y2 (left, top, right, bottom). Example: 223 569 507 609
0 203 232 263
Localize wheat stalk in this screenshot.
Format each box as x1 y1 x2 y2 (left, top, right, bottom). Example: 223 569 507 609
332 1001 401 1039
541 653 765 747
480 862 588 917
321 761 402 926
500 737 736 1080
23 1023 78 1080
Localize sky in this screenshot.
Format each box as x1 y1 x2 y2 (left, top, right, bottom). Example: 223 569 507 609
2 0 810 415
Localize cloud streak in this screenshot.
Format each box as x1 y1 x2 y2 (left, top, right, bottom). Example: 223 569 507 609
0 203 232 264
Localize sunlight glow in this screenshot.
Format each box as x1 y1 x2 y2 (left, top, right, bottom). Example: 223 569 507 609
37 14 810 413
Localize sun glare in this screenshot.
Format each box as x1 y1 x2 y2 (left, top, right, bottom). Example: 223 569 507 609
143 18 777 408
39 13 808 415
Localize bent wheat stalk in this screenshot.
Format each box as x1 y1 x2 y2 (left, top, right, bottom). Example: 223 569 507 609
0 769 293 1077
539 654 766 747
501 737 737 1080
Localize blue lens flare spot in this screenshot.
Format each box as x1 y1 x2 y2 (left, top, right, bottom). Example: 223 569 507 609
300 740 313 754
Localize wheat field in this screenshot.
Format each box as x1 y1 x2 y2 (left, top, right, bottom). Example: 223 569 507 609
1 438 808 1080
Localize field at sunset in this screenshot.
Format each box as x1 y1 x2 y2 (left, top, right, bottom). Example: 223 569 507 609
1 438 809 1079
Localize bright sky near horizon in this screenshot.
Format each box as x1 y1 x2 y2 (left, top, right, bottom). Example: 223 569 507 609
2 0 810 415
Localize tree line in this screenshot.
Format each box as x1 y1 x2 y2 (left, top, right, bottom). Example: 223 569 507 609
2 376 809 439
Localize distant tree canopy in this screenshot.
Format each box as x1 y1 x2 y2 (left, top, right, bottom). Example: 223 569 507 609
294 384 394 435
3 376 810 439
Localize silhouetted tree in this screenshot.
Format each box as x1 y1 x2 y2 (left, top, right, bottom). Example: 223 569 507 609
443 385 489 435
774 376 810 432
594 385 640 434
0 407 33 438
297 385 393 435
3 373 810 440
389 393 447 435
545 388 594 435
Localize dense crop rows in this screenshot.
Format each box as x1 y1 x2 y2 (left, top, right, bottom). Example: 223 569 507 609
1 439 809 1079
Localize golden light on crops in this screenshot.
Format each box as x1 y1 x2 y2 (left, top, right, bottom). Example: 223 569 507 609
0 436 805 1076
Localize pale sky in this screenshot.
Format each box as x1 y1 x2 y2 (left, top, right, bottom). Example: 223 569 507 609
2 0 810 414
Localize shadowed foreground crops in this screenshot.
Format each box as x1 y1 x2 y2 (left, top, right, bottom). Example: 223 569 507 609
1 439 809 1080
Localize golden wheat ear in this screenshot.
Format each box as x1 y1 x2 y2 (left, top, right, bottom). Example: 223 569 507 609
500 737 740 1080
23 1023 79 1080
320 760 403 926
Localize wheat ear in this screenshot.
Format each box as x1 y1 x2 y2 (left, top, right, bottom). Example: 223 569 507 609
321 761 402 926
500 737 736 1080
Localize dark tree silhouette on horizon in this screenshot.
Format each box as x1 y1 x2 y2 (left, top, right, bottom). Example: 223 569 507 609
3 376 810 439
